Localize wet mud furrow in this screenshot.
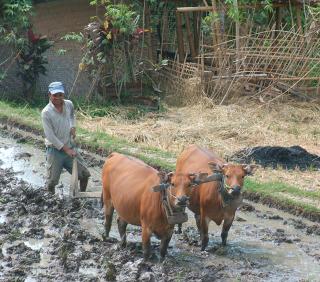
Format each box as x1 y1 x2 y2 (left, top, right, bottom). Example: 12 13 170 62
0 133 320 281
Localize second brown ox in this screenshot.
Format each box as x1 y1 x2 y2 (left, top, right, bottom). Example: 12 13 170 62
173 145 257 251
101 152 190 260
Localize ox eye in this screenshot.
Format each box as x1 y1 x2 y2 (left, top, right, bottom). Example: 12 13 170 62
225 175 229 178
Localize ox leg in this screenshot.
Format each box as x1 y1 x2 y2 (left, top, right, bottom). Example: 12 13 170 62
221 216 234 246
176 223 182 234
142 225 152 260
200 216 209 251
104 203 114 238
160 230 173 261
117 217 128 248
195 214 201 232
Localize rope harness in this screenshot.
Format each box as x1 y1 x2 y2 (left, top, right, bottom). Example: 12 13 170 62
196 172 237 207
153 183 188 225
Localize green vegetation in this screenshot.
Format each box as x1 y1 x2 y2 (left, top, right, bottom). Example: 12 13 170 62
245 178 320 200
245 179 320 214
0 100 319 216
0 0 53 98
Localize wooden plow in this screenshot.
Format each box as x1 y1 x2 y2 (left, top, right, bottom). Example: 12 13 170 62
70 157 101 198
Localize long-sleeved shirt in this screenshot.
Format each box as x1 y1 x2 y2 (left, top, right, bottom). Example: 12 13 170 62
41 99 75 150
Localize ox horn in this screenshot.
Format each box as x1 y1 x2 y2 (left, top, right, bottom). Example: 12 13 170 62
242 164 259 175
208 162 225 173
201 173 223 183
152 183 170 192
191 172 223 186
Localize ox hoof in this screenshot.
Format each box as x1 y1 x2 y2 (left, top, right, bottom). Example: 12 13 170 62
102 235 117 243
119 241 127 249
201 241 208 251
159 256 166 263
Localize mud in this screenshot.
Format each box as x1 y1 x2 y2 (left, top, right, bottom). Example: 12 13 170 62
0 132 320 281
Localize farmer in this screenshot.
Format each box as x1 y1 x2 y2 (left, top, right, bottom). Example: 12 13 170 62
41 81 90 194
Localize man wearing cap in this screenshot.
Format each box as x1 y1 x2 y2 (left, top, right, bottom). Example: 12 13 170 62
41 81 90 194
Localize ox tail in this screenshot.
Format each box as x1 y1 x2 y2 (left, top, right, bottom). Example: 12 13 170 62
100 191 104 209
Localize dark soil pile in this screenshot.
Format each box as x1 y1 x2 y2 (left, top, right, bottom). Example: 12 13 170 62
230 145 320 170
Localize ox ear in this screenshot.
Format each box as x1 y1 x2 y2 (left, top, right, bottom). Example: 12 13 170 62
208 162 225 173
158 171 174 183
157 171 167 183
166 171 174 183
242 164 258 175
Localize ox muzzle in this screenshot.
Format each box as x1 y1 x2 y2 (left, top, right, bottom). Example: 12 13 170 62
152 183 189 225
230 185 241 196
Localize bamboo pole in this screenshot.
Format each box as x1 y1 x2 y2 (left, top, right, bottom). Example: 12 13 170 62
211 0 222 73
295 4 303 33
275 7 282 30
233 0 240 72
161 0 169 51
184 13 197 59
193 11 200 55
176 11 185 63
144 2 153 61
176 3 293 13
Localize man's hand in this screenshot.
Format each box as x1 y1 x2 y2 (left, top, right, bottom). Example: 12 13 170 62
62 145 77 158
70 127 76 139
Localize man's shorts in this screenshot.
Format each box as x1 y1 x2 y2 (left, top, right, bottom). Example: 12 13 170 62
45 147 91 188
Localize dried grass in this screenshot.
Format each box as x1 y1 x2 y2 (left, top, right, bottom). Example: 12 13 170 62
79 100 320 173
79 99 320 191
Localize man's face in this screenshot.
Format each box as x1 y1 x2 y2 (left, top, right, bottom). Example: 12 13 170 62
49 92 64 107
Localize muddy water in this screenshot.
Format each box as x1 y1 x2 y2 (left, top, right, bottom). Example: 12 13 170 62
0 132 319 281
0 133 102 194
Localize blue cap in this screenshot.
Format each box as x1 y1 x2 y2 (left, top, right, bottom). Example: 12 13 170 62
48 81 65 94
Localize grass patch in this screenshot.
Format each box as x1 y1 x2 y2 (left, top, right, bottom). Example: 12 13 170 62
245 178 320 200
0 100 42 130
245 178 320 214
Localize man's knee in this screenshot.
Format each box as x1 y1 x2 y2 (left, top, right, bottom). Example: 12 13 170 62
46 149 63 189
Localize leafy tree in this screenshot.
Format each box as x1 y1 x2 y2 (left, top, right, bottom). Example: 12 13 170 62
0 0 52 99
0 0 32 47
69 1 148 101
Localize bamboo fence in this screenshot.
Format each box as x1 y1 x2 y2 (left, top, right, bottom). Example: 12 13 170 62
160 28 320 104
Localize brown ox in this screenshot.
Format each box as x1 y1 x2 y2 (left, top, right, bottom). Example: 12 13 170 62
173 145 257 251
101 152 190 260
